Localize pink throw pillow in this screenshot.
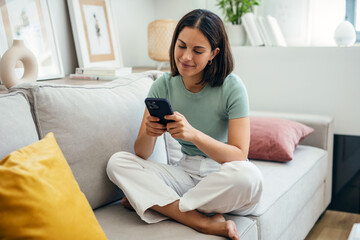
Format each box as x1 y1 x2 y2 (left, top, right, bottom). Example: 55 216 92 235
249 117 314 162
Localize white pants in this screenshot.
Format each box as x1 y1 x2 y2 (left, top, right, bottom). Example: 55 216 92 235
106 151 263 224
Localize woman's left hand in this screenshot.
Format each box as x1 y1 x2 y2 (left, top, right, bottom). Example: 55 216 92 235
164 112 198 142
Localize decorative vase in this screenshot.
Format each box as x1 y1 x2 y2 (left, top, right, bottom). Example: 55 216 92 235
226 24 247 46
334 21 356 47
0 39 38 89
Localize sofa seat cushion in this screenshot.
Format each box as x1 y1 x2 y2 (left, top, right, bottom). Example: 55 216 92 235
11 72 167 209
0 92 38 160
94 203 258 240
249 145 328 240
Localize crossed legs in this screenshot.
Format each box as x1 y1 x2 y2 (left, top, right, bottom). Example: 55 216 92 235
107 152 262 239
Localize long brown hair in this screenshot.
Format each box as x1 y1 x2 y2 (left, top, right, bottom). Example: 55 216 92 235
169 9 234 87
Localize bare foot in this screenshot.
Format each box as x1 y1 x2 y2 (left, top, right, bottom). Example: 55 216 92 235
226 220 240 240
121 197 134 211
201 214 240 240
150 201 239 239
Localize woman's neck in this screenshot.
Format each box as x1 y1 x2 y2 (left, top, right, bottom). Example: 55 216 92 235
182 75 205 93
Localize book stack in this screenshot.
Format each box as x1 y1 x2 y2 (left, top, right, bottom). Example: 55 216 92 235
241 13 287 47
242 13 264 46
70 67 132 81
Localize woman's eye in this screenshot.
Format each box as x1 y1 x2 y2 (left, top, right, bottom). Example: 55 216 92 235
194 50 203 54
178 45 186 49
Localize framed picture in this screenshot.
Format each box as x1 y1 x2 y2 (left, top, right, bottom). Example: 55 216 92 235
67 0 124 68
0 0 64 80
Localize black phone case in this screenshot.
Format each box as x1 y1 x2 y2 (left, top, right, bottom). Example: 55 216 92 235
145 98 174 125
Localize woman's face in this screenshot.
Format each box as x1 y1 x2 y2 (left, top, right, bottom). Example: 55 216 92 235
174 27 219 82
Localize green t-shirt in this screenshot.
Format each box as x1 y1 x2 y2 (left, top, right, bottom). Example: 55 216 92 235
148 72 249 157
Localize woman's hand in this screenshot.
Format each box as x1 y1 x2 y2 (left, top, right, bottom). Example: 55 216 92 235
145 115 167 137
164 112 198 142
163 112 249 164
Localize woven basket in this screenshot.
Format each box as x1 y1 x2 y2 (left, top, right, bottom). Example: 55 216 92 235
148 19 177 62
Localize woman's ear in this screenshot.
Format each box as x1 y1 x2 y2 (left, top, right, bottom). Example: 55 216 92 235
210 48 220 60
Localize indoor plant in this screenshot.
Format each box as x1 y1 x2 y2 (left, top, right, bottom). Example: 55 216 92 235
217 0 260 45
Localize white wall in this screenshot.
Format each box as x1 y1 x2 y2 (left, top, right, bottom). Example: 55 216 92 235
16 1 360 136
255 0 345 46
48 0 352 71
232 46 360 136
308 0 345 46
111 0 155 67
152 0 346 47
154 0 207 20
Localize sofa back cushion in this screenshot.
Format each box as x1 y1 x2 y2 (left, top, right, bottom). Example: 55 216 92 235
12 72 167 209
0 92 38 160
0 132 107 239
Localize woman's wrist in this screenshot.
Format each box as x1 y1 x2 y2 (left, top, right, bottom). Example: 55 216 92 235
134 132 158 159
190 128 202 144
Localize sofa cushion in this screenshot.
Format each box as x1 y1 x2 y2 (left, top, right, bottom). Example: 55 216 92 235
11 72 167 209
0 132 107 239
248 116 314 162
248 145 328 240
0 92 38 160
94 203 258 240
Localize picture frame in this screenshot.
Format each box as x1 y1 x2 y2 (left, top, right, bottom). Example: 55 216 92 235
67 0 124 68
0 0 64 80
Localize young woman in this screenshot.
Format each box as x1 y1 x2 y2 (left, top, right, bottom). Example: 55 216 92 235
107 9 263 240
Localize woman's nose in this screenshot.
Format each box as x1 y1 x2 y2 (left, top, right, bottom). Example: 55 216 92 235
182 49 192 61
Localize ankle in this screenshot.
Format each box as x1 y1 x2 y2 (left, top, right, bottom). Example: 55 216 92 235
191 216 208 234
197 216 225 235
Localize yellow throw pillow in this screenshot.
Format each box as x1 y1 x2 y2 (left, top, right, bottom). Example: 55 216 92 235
0 132 107 239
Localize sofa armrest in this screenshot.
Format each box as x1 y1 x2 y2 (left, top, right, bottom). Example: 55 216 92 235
250 111 334 151
250 110 334 208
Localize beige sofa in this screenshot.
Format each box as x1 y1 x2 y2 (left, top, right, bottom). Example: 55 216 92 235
0 71 333 240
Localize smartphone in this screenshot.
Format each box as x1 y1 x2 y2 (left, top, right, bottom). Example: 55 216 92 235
145 98 174 125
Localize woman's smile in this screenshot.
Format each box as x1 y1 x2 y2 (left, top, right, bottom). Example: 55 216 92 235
179 61 195 69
